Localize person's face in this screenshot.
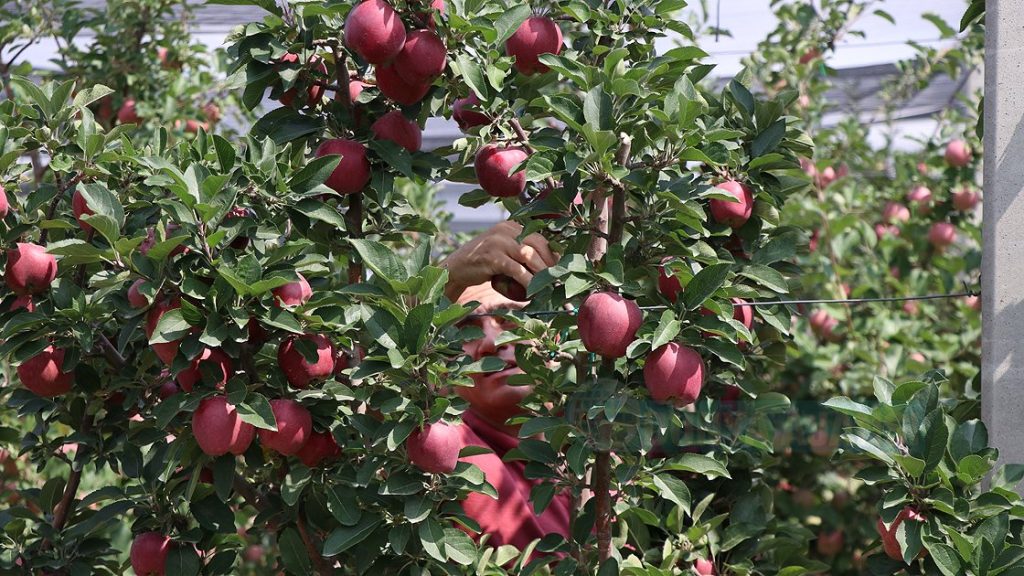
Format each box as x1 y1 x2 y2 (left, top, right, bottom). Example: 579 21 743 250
457 285 533 428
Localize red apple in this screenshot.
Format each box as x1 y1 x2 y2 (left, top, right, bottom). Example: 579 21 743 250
965 295 981 311
10 295 33 312
375 64 432 105
315 139 371 195
202 102 220 123
882 201 910 223
157 379 179 399
816 166 836 188
928 222 956 249
809 309 839 341
658 258 683 303
578 291 643 358
709 180 754 229
272 273 313 307
693 557 716 575
277 334 335 388
345 0 407 65
490 274 527 301
875 223 899 239
452 92 490 131
71 188 95 232
475 145 529 198
371 110 422 152
952 188 979 211
17 346 73 397
0 184 9 218
907 185 932 213
117 99 141 124
146 296 183 364
505 16 563 75
176 348 233 392
392 29 446 84
5 243 57 295
130 531 171 576
343 79 371 104
192 395 255 456
877 506 926 561
944 139 971 168
296 430 342 467
643 343 704 405
277 53 328 108
128 279 149 308
817 530 844 556
417 0 446 28
258 399 313 456
406 421 461 474
182 119 208 134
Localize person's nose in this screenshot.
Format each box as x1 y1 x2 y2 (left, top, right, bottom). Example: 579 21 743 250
475 319 501 357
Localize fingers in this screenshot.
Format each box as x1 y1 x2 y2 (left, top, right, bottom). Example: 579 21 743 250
499 258 533 291
522 233 558 267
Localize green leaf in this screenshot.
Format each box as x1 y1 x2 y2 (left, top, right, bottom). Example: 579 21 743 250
149 309 190 344
278 527 313 575
738 265 788 293
72 85 115 110
236 393 277 431
418 518 447 562
455 54 488 99
661 454 731 479
350 239 409 284
326 485 362 526
650 310 681 350
493 5 533 45
750 119 786 157
681 263 730 310
289 155 341 194
652 473 691 515
583 85 613 131
323 517 382 556
923 542 961 576
164 546 202 576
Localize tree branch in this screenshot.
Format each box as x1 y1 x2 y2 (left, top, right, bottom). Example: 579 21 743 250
298 509 336 575
346 193 363 284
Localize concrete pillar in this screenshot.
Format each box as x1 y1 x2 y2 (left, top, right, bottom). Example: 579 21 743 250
982 2 1024 476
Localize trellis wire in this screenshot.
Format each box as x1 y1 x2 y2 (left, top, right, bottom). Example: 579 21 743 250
468 288 980 319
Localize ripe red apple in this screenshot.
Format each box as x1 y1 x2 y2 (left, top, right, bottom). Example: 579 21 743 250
875 223 899 239
709 180 754 229
128 279 149 308
928 222 956 249
375 64 432 105
965 295 981 311
952 188 979 211
505 16 563 75
157 379 179 399
907 185 932 213
693 558 716 575
882 201 910 223
182 119 208 134
117 99 141 124
490 274 527 301
0 184 9 218
277 333 335 388
817 530 844 556
657 258 683 302
71 188 95 232
131 531 172 576
877 507 926 561
578 291 643 358
452 92 490 131
643 343 704 405
406 421 461 474
371 110 422 152
296 430 342 467
202 102 220 123
730 298 754 330
392 30 446 84
816 166 836 188
176 347 233 392
277 53 328 108
944 139 971 168
343 79 370 103
146 296 183 364
5 243 57 295
17 346 73 397
259 399 313 456
315 139 371 195
272 273 312 307
192 395 255 456
10 295 33 312
345 0 407 65
809 309 839 341
475 145 529 198
416 0 446 28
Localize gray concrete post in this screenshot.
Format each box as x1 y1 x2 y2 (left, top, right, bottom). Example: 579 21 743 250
982 2 1024 475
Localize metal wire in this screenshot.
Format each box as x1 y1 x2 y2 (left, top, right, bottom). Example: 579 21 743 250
468 288 980 319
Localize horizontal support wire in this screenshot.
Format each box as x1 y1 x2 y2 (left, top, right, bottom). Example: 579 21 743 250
468 288 980 319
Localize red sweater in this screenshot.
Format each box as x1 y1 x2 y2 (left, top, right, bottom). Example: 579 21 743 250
457 410 572 550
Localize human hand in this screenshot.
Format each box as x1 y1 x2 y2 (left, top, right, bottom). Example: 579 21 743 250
441 221 558 301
